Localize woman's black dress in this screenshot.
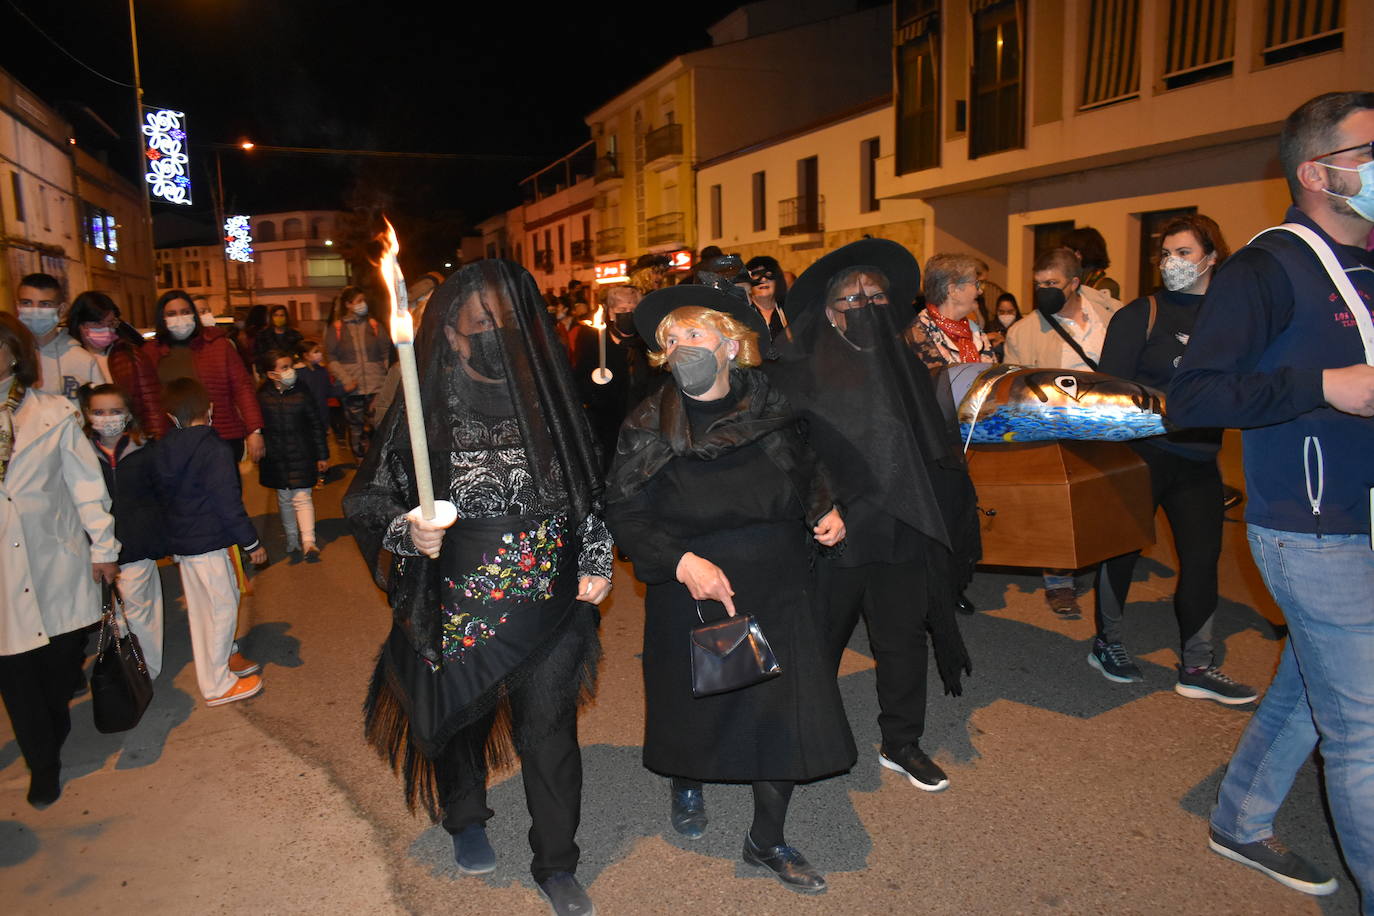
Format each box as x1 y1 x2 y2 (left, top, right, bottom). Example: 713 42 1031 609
605 369 855 782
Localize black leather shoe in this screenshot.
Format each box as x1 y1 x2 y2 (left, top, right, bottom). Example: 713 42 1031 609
27 769 60 809
452 823 496 875
742 834 827 893
669 785 707 839
956 593 976 615
536 871 595 915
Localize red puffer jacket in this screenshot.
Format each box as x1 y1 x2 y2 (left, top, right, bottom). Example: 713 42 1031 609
108 340 167 438
150 328 264 441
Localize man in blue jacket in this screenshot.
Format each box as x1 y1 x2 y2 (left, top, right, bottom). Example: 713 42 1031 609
1170 91 1374 909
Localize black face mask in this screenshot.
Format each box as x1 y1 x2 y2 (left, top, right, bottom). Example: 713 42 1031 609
465 329 506 380
837 305 880 350
613 312 637 336
1033 286 1067 317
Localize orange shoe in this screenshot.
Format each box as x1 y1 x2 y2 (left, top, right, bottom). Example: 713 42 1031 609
207 673 263 707
228 652 261 677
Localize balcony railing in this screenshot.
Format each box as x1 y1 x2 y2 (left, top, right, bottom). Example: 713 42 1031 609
570 239 593 265
779 196 824 236
646 211 685 247
595 154 622 183
645 123 683 164
595 227 626 256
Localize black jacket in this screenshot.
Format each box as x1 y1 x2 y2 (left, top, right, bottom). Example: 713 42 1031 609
256 381 328 489
254 327 304 364
92 437 166 564
153 425 260 555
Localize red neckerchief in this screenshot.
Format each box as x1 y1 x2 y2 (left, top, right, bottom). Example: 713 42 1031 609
924 306 980 363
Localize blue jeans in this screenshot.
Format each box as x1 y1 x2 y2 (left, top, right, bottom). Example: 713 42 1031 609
1211 524 1374 909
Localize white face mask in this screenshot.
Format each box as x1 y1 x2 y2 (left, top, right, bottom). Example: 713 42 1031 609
1160 255 1211 293
18 307 59 336
351 301 369 317
199 311 217 327
89 413 130 438
166 314 197 340
277 368 297 388
997 312 1017 328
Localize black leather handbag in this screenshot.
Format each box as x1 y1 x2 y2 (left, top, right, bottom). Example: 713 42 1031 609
91 584 154 734
689 603 782 698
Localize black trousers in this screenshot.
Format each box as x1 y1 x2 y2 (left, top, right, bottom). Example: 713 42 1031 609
825 560 929 750
434 633 585 882
1094 447 1223 668
0 629 86 777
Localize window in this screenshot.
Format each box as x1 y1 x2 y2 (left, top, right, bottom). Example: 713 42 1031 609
10 172 24 222
895 2 939 174
860 138 881 213
257 220 277 242
1081 0 1141 109
1262 0 1343 65
751 172 767 232
558 225 565 264
1162 0 1235 89
1033 220 1076 259
283 218 304 240
971 0 1024 158
582 214 591 241
1137 206 1196 298
709 184 722 239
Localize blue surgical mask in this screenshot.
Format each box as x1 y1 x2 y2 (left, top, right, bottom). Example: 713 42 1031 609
1322 159 1374 222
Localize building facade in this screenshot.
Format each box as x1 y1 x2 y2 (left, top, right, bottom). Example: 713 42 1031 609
884 0 1373 306
155 209 351 330
1 67 154 322
585 1 892 288
516 143 598 300
696 97 940 283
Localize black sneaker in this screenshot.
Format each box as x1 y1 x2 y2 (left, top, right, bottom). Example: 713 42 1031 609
879 743 949 792
452 823 496 875
1088 638 1143 683
536 872 595 915
1208 829 1337 896
1175 666 1258 705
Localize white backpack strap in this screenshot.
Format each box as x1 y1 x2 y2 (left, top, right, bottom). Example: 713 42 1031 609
1250 223 1374 365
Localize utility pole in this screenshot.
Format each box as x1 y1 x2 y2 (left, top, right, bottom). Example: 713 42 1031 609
214 150 233 314
127 0 156 327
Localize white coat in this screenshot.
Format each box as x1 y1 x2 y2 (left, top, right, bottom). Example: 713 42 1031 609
0 389 120 656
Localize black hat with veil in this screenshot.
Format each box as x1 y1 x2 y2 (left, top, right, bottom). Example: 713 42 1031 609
766 239 981 694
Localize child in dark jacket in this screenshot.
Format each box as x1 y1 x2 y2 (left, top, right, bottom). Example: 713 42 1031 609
295 339 339 485
82 384 168 679
154 377 266 706
257 350 328 561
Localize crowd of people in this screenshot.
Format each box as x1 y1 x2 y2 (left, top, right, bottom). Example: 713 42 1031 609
0 91 1370 916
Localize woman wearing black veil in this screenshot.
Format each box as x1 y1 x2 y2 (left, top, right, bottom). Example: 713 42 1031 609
343 259 611 915
766 239 980 794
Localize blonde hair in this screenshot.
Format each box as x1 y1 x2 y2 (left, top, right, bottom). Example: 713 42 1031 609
649 306 761 368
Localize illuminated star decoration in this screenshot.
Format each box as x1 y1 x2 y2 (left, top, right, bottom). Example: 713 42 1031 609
142 108 192 205
224 215 254 262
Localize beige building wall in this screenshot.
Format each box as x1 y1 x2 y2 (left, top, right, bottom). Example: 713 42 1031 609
74 149 156 326
0 70 84 306
696 102 934 278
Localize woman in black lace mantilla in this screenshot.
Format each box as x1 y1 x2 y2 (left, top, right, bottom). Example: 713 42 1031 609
344 260 610 902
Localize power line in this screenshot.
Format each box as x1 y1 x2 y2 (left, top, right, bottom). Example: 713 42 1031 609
214 142 542 163
5 0 136 89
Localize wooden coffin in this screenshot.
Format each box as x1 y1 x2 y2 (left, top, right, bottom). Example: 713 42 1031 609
966 441 1154 569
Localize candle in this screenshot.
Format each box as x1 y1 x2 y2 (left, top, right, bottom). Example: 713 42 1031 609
583 305 613 385
380 219 436 520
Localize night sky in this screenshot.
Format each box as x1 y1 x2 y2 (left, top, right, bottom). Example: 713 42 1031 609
3 0 741 270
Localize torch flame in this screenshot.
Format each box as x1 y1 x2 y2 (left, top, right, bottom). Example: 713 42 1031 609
379 217 412 345
581 306 606 330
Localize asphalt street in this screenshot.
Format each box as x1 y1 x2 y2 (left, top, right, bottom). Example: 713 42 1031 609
0 433 1362 915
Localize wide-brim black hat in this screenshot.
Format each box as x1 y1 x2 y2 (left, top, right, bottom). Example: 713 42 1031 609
633 284 771 352
786 238 920 318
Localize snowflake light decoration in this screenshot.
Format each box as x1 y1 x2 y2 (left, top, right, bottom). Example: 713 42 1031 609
142 108 192 206
225 215 254 262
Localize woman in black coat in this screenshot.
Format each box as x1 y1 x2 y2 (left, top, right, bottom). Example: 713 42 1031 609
604 286 854 895
256 349 327 561
253 305 304 370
